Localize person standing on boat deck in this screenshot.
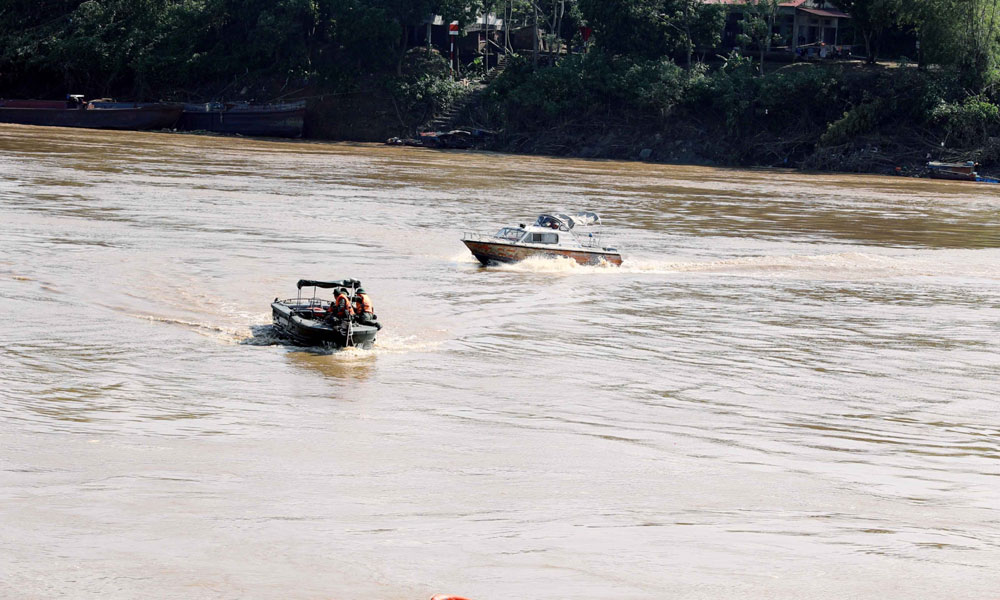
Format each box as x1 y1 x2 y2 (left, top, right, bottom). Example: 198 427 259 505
352 288 374 322
332 287 354 320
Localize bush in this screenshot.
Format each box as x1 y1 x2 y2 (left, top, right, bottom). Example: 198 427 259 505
484 50 688 130
820 97 886 146
820 68 966 147
384 48 464 130
930 96 1000 146
684 52 757 135
757 64 841 129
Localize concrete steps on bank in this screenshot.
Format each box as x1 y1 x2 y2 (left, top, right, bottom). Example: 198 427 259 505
421 55 508 133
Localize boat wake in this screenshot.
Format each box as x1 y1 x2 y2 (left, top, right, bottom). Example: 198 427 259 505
131 313 249 341
240 325 442 354
484 251 997 280
125 306 442 354
369 333 444 354
240 324 287 346
487 255 626 274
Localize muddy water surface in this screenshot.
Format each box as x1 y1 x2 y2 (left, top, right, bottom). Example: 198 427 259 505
1 124 999 599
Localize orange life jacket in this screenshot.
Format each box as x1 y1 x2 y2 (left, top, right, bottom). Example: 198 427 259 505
353 293 373 315
334 293 354 317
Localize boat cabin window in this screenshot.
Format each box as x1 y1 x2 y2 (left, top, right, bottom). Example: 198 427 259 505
495 227 526 241
528 232 558 244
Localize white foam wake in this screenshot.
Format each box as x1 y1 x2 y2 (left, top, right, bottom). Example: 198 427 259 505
366 333 444 354
483 250 998 280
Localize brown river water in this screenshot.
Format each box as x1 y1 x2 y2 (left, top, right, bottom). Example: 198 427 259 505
1 124 999 599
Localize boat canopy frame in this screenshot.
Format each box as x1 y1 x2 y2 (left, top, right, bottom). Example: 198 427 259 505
297 279 360 290
533 211 601 231
294 279 362 304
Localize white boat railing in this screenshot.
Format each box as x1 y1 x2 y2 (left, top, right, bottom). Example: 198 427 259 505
462 232 510 243
463 230 612 250
280 297 328 308
575 231 607 249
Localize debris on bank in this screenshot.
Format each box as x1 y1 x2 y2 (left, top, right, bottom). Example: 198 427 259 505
383 117 1000 184
386 129 493 150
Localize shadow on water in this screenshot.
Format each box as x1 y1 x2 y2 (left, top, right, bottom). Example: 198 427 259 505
241 324 376 380
284 349 376 381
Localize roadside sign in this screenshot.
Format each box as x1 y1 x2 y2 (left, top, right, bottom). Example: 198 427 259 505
449 21 459 36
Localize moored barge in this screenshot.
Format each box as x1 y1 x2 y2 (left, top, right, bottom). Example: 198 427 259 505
178 100 306 138
0 98 181 130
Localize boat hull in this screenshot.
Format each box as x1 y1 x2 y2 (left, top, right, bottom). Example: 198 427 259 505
271 302 377 349
463 239 623 267
927 171 978 181
178 105 305 138
0 104 181 130
926 161 979 181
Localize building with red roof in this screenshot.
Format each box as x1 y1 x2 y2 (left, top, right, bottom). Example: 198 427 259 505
706 0 851 53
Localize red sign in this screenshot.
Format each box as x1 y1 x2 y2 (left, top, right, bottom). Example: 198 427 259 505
449 21 459 35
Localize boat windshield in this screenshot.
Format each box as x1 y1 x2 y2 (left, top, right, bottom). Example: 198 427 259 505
534 212 601 230
494 227 525 241
534 214 568 230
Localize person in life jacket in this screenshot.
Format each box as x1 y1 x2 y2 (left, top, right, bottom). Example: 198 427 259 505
330 287 354 320
352 288 374 322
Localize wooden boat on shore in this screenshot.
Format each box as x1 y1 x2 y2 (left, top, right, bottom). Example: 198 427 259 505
924 161 1000 183
0 98 182 130
463 212 623 267
178 100 306 138
926 161 979 181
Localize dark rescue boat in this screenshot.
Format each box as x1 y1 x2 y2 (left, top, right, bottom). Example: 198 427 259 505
271 279 380 349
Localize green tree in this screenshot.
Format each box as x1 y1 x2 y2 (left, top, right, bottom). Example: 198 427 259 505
955 0 1000 91
577 0 722 64
897 0 1000 91
577 0 671 59
736 0 781 75
836 0 900 64
664 0 724 70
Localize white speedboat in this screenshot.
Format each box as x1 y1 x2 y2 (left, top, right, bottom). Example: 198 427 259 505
462 212 622 266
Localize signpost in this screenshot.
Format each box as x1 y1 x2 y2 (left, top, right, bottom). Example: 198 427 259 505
449 21 459 75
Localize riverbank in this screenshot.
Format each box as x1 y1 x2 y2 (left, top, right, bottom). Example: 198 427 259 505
5 1 999 181
473 114 1000 180
444 57 1000 181
287 56 1000 181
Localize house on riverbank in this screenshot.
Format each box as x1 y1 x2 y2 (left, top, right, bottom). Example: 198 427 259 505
409 12 550 72
707 0 852 52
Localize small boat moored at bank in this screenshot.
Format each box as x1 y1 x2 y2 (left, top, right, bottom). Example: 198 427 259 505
462 211 622 266
926 160 980 181
178 100 306 138
923 160 1000 183
271 279 381 349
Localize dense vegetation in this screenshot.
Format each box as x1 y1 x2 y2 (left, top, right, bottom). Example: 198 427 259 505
2 0 1000 172
0 0 486 99
0 0 484 134
477 0 1000 172
480 50 1000 171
